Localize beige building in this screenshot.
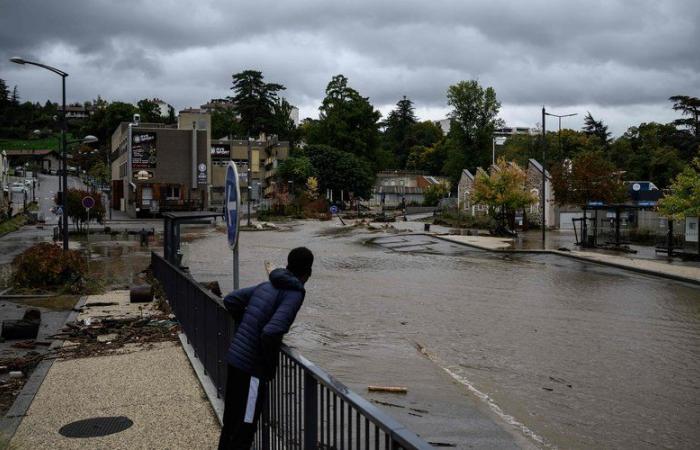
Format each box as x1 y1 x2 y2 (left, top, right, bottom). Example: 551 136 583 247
209 134 290 209
110 110 211 218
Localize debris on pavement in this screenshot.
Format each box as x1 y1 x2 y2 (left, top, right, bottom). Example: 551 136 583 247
367 385 408 394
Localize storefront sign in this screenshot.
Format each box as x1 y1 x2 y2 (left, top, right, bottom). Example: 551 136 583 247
211 143 230 160
197 162 208 185
132 132 157 171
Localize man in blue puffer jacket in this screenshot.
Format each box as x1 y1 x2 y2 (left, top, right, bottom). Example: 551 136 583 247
218 247 313 450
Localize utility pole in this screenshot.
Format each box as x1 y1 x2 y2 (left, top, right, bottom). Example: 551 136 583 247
541 106 546 249
247 137 252 226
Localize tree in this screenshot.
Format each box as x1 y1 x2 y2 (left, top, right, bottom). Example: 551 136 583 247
271 98 298 144
423 181 450 206
136 99 163 123
211 104 243 139
307 75 385 169
669 95 700 137
472 158 536 230
658 155 700 219
583 112 611 146
80 101 137 149
277 156 316 187
229 70 285 136
304 145 375 198
550 151 627 207
55 188 105 231
658 154 700 255
383 96 417 168
610 122 689 187
443 80 503 183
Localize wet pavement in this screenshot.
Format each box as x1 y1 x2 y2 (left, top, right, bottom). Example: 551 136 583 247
183 221 700 449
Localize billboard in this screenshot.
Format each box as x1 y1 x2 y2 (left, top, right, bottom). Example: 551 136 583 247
131 132 157 171
211 143 230 160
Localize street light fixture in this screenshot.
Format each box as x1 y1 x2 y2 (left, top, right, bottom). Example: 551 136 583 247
492 135 507 166
11 56 70 251
540 107 577 249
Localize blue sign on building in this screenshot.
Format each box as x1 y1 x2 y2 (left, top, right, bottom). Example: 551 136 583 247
225 161 240 250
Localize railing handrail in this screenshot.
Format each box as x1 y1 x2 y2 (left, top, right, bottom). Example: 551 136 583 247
281 344 432 449
151 251 430 450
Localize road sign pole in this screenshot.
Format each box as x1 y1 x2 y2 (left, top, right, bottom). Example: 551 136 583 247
225 161 241 291
86 207 90 273
233 244 240 290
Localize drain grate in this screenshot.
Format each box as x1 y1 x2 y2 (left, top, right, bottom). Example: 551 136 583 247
59 416 133 438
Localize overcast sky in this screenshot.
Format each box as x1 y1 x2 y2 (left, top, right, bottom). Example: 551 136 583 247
1 0 698 136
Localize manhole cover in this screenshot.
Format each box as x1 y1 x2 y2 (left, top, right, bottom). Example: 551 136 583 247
59 416 133 438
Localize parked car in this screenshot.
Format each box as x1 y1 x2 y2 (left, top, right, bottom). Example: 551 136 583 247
24 179 33 186
10 182 26 193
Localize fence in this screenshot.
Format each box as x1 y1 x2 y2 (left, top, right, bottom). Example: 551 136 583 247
151 252 430 450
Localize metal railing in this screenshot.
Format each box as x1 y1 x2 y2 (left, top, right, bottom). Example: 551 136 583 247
151 252 430 450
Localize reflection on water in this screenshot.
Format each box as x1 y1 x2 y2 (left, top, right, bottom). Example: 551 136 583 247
186 222 700 449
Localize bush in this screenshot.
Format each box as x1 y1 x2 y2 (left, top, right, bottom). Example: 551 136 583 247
12 243 87 290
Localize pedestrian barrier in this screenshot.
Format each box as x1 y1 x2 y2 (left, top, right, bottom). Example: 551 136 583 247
151 252 430 450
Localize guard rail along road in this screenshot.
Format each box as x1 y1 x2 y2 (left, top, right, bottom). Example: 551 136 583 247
151 252 431 450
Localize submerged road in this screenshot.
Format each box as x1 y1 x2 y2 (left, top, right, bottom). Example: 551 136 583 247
184 222 699 449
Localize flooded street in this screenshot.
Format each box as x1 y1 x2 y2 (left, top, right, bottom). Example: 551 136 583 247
184 221 700 449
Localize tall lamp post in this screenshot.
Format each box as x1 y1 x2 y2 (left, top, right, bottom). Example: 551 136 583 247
11 56 70 250
541 108 577 249
492 135 507 166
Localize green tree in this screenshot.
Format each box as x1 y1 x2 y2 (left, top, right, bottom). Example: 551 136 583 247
443 80 503 183
472 158 536 230
583 112 611 147
136 99 163 123
80 101 137 150
304 145 375 198
658 155 700 219
383 96 417 168
307 75 385 169
229 70 285 136
211 104 243 139
658 155 700 254
277 156 316 187
550 151 627 207
411 120 444 148
669 95 700 137
271 98 298 144
55 188 105 231
423 181 450 206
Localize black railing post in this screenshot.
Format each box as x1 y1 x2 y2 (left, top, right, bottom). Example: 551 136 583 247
303 371 318 450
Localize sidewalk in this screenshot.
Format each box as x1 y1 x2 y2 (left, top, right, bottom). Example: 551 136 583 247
7 291 220 450
436 234 700 285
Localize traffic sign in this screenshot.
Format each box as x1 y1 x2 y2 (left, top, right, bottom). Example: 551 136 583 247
330 205 338 214
225 161 240 250
82 196 95 209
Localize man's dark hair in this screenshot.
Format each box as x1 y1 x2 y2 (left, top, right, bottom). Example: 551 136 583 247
287 247 314 279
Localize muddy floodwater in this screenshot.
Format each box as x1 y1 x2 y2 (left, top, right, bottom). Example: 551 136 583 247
183 221 700 449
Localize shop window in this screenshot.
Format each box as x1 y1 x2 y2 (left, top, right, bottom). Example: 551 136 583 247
166 186 180 200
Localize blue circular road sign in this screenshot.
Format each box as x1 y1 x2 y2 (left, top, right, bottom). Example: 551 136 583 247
82 196 95 209
330 205 338 214
225 161 241 250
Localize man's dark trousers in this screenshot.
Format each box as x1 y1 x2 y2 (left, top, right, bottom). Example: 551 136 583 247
218 365 268 450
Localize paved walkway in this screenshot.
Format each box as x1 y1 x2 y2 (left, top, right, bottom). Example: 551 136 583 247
8 291 220 450
435 233 700 284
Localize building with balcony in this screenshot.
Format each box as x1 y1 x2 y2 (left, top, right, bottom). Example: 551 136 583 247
209 134 290 210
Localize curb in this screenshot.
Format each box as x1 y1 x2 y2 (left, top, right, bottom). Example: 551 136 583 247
430 234 700 286
0 296 88 442
177 333 224 426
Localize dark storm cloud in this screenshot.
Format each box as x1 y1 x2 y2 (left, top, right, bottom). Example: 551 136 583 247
1 0 698 133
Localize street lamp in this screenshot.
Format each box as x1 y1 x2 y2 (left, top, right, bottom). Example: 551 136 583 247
541 107 577 249
11 56 70 250
492 135 507 166
544 112 577 160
